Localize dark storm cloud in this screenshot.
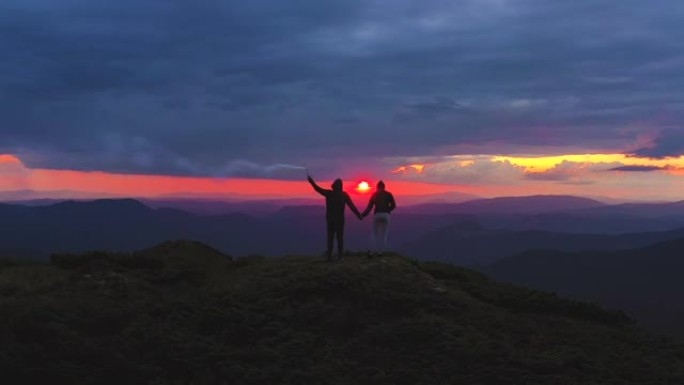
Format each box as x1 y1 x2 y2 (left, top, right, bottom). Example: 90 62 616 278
2 0 684 178
631 130 684 158
610 165 667 172
395 97 470 121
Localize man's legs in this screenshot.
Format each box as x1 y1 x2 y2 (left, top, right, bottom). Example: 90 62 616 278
336 221 345 258
326 220 335 260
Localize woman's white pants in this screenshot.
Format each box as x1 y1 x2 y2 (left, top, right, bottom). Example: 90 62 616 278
372 213 391 253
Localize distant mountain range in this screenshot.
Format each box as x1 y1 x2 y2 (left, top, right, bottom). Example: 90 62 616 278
0 198 462 258
401 195 606 215
141 198 320 216
402 221 684 265
486 238 684 338
3 196 684 263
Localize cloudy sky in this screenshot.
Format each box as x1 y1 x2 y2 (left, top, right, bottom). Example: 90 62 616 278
2 0 684 200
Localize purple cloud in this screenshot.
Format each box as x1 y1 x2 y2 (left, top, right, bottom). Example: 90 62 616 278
610 165 669 172
2 0 684 179
631 130 684 159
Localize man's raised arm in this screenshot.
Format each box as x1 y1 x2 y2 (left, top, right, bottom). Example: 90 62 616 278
308 175 328 196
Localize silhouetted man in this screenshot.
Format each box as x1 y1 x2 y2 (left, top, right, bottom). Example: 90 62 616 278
362 181 396 256
308 174 362 261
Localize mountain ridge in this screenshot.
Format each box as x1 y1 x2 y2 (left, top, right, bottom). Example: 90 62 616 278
4 198 684 263
403 223 684 265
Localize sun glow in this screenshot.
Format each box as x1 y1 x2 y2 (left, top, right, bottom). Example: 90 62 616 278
355 181 371 193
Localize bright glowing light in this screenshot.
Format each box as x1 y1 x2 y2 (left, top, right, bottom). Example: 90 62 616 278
392 164 425 174
492 154 684 173
356 181 371 193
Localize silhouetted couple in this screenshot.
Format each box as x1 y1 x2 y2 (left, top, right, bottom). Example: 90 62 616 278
308 175 396 261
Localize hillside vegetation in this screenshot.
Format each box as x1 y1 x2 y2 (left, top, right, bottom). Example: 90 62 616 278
1 241 683 384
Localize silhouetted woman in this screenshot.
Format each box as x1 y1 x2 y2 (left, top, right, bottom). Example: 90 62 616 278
362 181 396 256
308 174 362 261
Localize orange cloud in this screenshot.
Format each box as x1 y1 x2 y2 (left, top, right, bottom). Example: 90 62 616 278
392 164 426 174
5 152 684 202
492 154 684 174
0 154 29 191
664 168 684 176
386 153 684 200
27 169 315 198
0 155 23 165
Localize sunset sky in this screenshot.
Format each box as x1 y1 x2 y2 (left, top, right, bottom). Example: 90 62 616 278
2 0 684 201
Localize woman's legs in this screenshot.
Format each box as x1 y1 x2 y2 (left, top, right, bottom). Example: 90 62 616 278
372 213 391 254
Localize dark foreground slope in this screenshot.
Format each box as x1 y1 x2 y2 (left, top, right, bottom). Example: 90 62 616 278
1 241 683 384
486 237 684 339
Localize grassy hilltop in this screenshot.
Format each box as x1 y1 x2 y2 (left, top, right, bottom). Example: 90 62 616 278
1 241 683 384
